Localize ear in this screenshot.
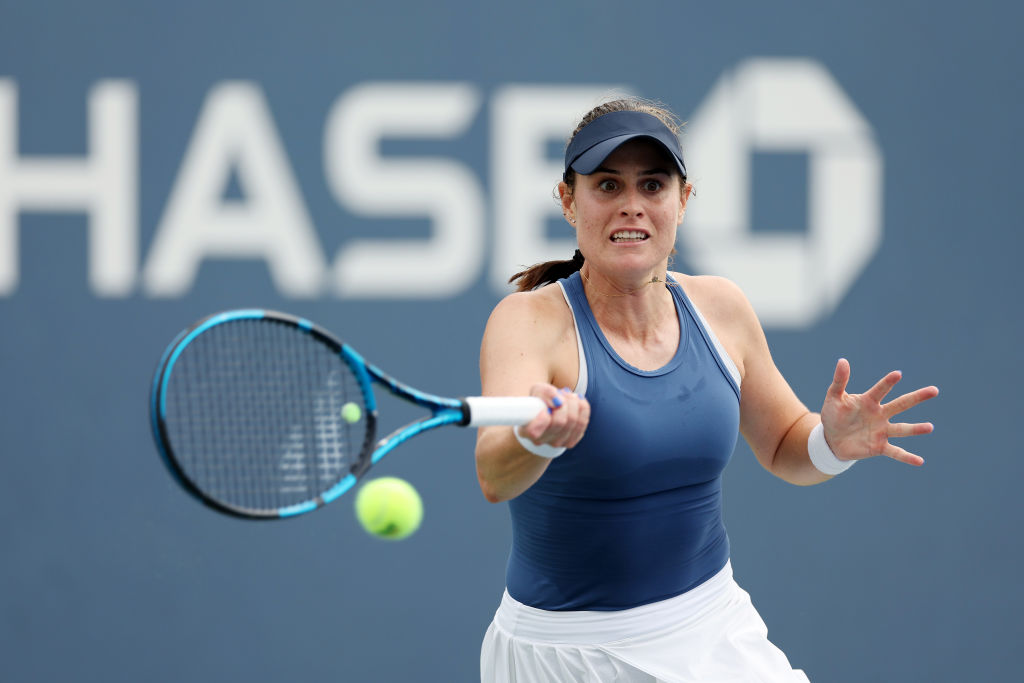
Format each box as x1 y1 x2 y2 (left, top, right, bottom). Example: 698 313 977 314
558 181 576 225
677 182 692 224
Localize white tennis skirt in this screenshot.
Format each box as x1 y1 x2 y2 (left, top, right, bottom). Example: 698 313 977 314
480 562 810 683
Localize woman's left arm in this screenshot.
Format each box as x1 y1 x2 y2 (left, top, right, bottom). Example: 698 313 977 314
721 280 939 485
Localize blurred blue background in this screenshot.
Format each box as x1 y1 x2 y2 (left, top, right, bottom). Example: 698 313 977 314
1 1 1020 681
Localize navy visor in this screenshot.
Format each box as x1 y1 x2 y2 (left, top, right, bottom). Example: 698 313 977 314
563 110 686 180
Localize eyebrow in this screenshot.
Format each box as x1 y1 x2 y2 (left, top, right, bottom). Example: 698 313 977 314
593 165 672 176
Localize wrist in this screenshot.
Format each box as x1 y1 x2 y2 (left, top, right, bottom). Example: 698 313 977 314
807 423 855 476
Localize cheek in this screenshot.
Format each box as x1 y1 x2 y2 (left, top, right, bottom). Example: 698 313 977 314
656 204 682 227
575 200 606 227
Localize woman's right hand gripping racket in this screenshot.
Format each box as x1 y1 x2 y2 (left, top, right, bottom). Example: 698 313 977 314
150 309 546 519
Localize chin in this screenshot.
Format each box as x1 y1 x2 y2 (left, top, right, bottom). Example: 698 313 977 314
605 252 666 276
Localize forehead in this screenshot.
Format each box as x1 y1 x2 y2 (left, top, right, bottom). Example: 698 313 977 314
600 138 676 171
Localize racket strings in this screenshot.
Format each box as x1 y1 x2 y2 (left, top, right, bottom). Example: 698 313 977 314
162 318 369 514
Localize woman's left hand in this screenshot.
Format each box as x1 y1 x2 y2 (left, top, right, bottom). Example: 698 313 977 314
820 358 939 466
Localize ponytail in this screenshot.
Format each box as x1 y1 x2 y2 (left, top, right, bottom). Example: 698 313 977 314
509 249 585 292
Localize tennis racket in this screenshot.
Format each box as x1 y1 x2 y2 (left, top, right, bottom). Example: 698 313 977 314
150 309 545 519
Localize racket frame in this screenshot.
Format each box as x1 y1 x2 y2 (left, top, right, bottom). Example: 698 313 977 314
150 309 522 519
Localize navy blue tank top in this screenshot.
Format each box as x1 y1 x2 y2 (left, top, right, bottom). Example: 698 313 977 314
506 272 741 611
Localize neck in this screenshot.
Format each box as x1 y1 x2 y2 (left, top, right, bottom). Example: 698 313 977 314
579 262 670 297
579 266 675 340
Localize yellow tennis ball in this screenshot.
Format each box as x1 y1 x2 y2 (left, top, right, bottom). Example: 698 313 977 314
354 477 423 540
341 402 362 423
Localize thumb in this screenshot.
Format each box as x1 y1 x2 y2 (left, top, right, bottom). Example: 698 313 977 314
827 358 851 400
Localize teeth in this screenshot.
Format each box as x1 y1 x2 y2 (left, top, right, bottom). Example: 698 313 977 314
611 230 647 242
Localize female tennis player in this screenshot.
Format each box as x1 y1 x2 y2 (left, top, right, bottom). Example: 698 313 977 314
475 98 938 682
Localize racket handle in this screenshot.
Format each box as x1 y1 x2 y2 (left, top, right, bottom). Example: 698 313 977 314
462 396 547 427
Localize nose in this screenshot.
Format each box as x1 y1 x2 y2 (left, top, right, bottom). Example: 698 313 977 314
619 185 644 217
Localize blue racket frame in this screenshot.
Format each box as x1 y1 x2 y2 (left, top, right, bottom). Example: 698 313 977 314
150 309 471 519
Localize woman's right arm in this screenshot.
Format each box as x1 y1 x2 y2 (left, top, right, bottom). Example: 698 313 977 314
474 289 589 503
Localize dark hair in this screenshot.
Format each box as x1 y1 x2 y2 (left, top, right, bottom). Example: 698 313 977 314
508 97 685 292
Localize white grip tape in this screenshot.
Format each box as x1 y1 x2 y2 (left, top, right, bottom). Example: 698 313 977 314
807 423 855 475
463 396 548 427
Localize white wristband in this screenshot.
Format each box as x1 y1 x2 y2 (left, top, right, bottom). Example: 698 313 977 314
514 425 566 459
807 423 855 475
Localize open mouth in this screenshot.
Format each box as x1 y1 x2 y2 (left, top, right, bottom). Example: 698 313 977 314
610 230 649 243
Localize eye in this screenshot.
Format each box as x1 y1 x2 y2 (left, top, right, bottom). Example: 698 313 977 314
598 179 618 192
642 179 663 192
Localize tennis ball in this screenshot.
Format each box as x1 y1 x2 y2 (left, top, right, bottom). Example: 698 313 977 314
354 477 423 540
341 401 362 423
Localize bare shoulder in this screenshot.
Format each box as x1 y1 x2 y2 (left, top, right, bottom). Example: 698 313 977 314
483 283 575 353
481 283 576 391
487 283 571 330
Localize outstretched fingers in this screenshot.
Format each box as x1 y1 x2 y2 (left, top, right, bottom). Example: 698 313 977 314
879 383 938 466
864 369 904 404
820 359 938 467
884 385 940 418
881 412 936 467
888 421 935 438
880 442 925 467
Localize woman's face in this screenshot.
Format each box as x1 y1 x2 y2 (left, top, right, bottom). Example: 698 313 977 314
561 138 690 280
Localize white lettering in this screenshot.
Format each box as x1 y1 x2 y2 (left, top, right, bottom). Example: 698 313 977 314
1 68 883 321
0 79 137 296
324 82 483 298
682 58 883 328
142 82 325 297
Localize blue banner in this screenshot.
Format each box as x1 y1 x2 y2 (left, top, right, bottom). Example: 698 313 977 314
1 2 1019 681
